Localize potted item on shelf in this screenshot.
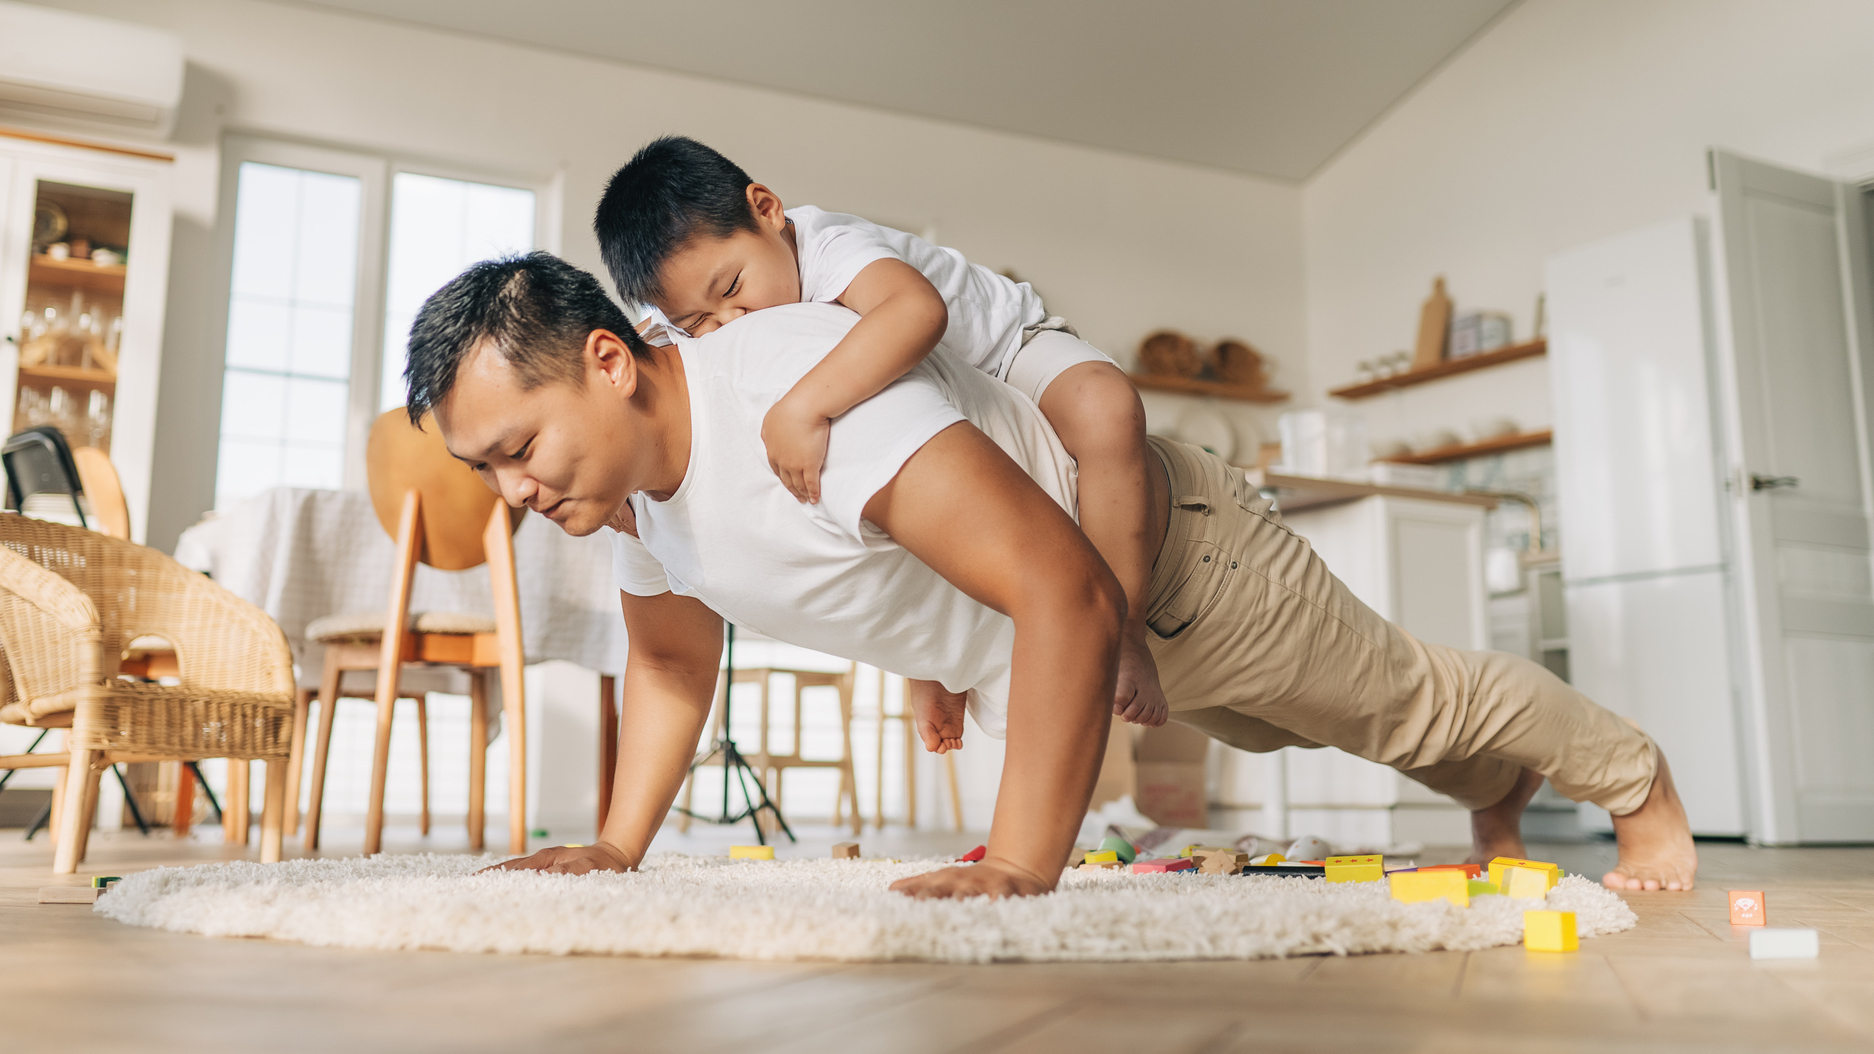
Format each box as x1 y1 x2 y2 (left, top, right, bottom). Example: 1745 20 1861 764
1450 311 1512 359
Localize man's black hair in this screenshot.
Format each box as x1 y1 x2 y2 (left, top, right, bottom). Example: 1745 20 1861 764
594 135 760 306
403 251 647 426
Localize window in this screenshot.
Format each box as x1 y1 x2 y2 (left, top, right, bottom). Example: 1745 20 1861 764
215 162 361 509
380 173 535 412
212 139 545 508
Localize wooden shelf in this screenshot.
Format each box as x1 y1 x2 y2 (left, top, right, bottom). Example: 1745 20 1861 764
1129 373 1289 404
1239 467 1500 513
19 364 117 387
1379 429 1552 465
1329 338 1546 400
29 255 127 294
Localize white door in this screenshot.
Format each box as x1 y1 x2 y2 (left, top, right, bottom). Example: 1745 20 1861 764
1713 151 1874 843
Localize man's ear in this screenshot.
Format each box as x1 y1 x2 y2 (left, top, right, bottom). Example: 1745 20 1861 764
747 182 787 234
587 329 641 399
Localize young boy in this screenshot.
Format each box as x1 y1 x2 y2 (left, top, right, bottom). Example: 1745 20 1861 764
594 136 1168 744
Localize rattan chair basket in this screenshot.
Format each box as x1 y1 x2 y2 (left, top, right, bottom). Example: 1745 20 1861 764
0 513 295 872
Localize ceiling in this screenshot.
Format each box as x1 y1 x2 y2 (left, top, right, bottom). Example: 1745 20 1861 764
288 0 1516 182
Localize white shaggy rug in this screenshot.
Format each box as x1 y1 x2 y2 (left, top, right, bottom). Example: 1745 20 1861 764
95 853 1637 963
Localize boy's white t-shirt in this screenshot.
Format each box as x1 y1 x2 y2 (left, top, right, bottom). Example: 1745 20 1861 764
611 302 1077 738
642 206 1047 378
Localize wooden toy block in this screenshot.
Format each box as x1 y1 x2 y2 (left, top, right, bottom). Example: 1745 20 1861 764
1247 853 1286 867
1728 890 1766 926
1324 854 1385 883
1523 910 1578 952
958 845 987 862
1488 857 1560 890
1749 928 1819 960
1501 865 1551 900
1084 850 1120 864
1097 836 1138 864
1417 863 1482 879
831 842 860 859
1196 848 1250 874
1467 879 1501 897
729 845 775 860
39 887 100 904
1389 869 1470 907
1079 859 1122 872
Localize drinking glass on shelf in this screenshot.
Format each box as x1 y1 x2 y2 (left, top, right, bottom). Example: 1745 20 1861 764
48 386 77 441
86 390 112 449
16 387 46 429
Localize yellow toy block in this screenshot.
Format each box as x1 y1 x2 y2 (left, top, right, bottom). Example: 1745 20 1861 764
1389 869 1470 907
729 845 775 860
1324 854 1385 883
1523 910 1578 952
1501 865 1551 899
1079 859 1122 871
1248 853 1286 867
1467 879 1501 897
1488 856 1560 890
1084 850 1120 864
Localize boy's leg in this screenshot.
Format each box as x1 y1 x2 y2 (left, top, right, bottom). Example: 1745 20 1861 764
1006 332 1166 726
1143 437 1697 890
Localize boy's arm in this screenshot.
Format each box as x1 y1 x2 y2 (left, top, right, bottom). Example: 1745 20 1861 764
763 257 947 503
484 589 722 874
862 422 1123 898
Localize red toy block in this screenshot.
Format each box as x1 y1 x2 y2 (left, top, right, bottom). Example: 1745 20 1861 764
958 845 986 863
1728 890 1767 926
1131 857 1198 874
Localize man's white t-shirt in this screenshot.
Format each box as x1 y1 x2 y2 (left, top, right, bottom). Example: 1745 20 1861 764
611 302 1077 738
642 206 1048 379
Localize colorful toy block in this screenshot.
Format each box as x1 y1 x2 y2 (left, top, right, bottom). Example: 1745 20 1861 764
831 842 860 859
91 876 121 889
1389 869 1470 907
1098 836 1138 864
1749 928 1819 960
1084 850 1120 864
1247 853 1286 867
1523 910 1578 952
729 845 775 860
1501 865 1552 900
958 845 987 863
1488 857 1560 890
1417 863 1482 879
1324 854 1385 883
1467 879 1501 897
1728 890 1766 926
1132 857 1198 874
1079 859 1122 872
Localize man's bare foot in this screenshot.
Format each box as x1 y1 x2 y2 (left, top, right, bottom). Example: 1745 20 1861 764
907 678 967 753
1114 633 1168 727
1467 766 1544 865
1604 750 1698 891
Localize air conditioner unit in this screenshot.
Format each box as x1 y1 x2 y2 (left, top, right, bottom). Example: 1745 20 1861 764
0 1 184 138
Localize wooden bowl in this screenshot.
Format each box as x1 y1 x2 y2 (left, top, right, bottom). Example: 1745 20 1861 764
1211 339 1266 386
1139 330 1202 377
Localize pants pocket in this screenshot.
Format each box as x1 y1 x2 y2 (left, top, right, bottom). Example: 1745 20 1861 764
1146 540 1236 640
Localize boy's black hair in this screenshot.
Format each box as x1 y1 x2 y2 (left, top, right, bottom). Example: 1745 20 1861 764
594 135 760 305
404 251 647 426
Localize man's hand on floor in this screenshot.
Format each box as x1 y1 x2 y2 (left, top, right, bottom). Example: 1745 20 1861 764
889 857 1055 899
478 842 635 876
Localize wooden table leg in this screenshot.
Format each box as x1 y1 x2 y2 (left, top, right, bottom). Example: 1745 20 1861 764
172 761 194 837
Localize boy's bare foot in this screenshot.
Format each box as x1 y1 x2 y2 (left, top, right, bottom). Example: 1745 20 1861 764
1114 633 1168 727
907 678 967 753
1466 766 1544 865
1604 751 1698 891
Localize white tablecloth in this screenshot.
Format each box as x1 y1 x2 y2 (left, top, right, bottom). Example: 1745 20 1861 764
174 488 628 691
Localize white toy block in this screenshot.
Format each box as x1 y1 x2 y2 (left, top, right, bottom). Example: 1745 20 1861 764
1749 928 1819 960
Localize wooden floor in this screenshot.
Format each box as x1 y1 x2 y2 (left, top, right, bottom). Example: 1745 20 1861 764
5 821 1873 1053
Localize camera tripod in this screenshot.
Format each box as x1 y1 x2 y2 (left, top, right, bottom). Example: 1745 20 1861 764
671 624 794 844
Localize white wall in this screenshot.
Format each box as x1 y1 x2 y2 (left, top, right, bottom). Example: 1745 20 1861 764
32 0 1306 553
1302 0 1874 455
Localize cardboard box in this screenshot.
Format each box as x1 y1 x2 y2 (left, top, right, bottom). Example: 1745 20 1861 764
1133 722 1210 828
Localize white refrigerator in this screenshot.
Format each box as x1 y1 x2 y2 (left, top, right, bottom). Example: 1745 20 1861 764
1546 152 1874 843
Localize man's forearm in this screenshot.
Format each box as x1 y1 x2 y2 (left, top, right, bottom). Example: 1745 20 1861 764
596 660 719 863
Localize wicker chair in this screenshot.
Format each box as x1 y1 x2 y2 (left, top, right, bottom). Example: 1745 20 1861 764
0 514 295 872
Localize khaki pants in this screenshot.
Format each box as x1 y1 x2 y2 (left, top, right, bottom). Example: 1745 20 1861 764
1141 437 1657 815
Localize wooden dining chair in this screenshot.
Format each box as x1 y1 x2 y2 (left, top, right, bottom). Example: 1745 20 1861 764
874 671 965 832
297 409 528 857
675 663 862 836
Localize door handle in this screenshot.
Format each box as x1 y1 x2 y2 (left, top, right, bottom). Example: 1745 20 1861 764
1750 475 1800 491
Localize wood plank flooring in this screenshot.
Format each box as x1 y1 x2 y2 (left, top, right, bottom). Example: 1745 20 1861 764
5 823 1872 1053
